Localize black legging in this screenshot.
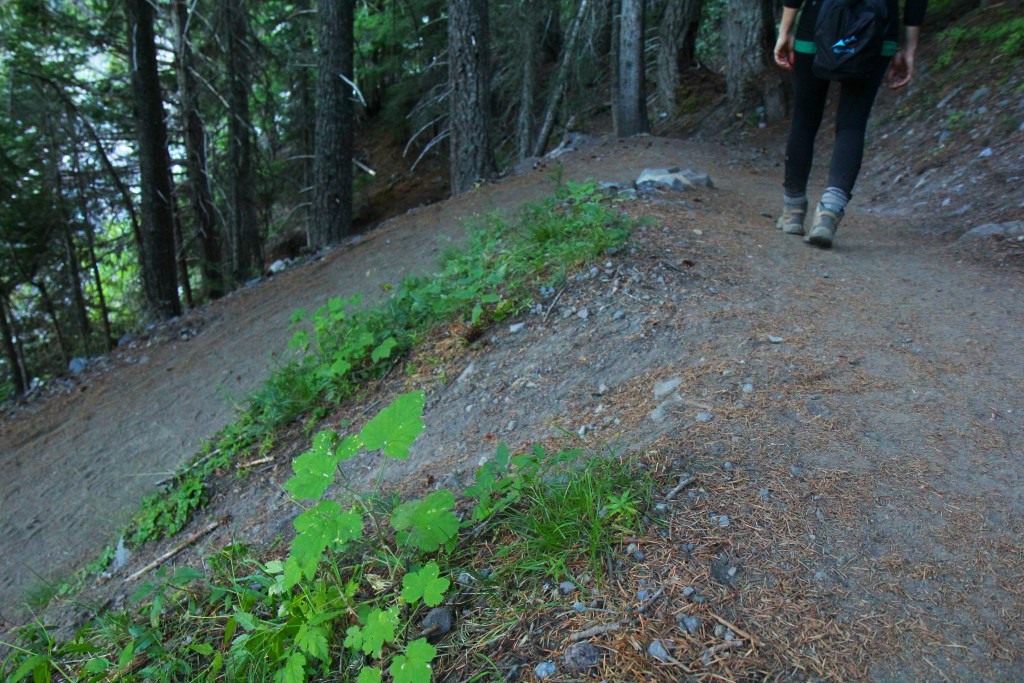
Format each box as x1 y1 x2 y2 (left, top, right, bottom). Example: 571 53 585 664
784 52 891 197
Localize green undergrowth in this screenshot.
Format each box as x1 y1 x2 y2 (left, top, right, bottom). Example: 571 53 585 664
7 181 633 630
123 180 631 550
935 7 1024 69
2 392 655 682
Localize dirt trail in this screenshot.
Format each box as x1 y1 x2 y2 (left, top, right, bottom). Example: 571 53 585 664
3 136 1023 678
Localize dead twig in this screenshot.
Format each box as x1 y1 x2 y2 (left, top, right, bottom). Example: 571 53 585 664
126 518 227 582
665 474 695 500
569 622 621 641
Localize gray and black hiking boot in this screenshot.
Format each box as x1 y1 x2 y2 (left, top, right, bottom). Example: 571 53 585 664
776 198 809 235
804 204 843 249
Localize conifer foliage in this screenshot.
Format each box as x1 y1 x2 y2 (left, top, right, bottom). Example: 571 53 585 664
0 0 793 400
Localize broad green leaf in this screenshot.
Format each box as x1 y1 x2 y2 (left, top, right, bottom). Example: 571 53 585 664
287 501 363 587
391 491 458 552
359 607 399 658
357 667 383 683
360 391 425 459
343 625 363 653
171 567 204 585
82 658 111 674
117 641 136 667
401 562 450 607
470 303 483 325
335 434 362 461
328 358 352 378
275 652 306 683
295 624 330 662
389 639 436 683
284 431 341 500
189 643 214 657
234 611 257 632
371 337 397 362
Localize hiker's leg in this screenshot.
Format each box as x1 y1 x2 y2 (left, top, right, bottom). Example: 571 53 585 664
826 59 890 198
784 52 830 197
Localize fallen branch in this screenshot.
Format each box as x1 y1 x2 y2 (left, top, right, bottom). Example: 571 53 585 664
569 622 621 641
665 474 695 500
709 612 761 647
126 518 227 582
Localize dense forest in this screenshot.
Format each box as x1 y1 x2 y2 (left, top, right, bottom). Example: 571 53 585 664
0 0 795 401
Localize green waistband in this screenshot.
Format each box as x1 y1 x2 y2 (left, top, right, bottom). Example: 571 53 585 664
794 39 899 57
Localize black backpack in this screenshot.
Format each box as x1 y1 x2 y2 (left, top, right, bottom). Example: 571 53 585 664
813 0 889 81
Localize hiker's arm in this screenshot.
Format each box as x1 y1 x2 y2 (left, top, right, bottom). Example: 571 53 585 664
774 6 800 71
887 8 924 90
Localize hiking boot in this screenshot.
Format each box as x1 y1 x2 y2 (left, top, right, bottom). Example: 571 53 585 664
805 204 843 249
776 198 808 235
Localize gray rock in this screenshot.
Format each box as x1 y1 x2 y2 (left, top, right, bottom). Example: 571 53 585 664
718 515 730 527
696 412 714 423
577 307 590 320
654 377 682 399
680 169 714 188
742 383 754 393
682 586 696 597
612 309 625 320
637 589 651 601
112 536 131 570
970 86 991 102
979 147 994 158
562 642 602 671
68 358 88 374
959 221 1024 240
421 607 452 639
636 167 694 193
679 615 703 635
647 639 674 662
759 488 771 501
535 661 557 678
768 335 785 344
457 572 475 586
572 601 587 613
509 322 526 333
790 465 803 476
559 581 578 595
268 259 288 274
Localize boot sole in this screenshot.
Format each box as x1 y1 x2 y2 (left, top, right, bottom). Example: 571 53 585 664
804 232 834 248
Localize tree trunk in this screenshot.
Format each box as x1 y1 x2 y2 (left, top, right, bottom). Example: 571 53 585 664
224 0 263 280
723 0 787 121
532 0 590 157
609 0 621 134
0 293 26 397
656 0 703 115
515 0 541 161
448 0 495 196
172 199 194 308
312 0 355 248
615 0 648 137
125 0 182 319
61 222 91 348
70 141 115 350
174 0 225 300
33 280 70 367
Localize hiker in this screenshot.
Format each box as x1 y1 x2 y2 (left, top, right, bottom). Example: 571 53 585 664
773 0 927 248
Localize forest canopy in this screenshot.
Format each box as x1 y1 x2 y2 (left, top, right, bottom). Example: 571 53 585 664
0 0 794 402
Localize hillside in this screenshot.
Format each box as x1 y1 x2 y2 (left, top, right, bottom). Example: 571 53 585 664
2 4 1024 680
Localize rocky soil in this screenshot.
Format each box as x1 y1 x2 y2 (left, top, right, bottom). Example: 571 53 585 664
4 131 1021 679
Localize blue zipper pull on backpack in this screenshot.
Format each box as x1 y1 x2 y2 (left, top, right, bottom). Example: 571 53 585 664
813 0 889 80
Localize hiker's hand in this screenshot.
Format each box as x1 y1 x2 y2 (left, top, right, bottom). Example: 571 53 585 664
774 34 795 71
887 49 914 89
